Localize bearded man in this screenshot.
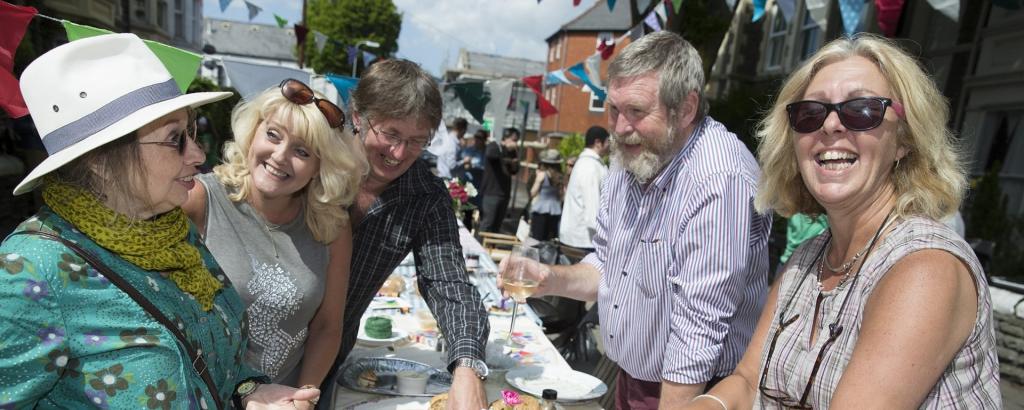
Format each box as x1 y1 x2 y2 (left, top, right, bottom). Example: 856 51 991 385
498 31 771 409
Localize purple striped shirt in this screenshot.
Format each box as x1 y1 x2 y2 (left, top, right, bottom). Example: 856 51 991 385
582 117 771 384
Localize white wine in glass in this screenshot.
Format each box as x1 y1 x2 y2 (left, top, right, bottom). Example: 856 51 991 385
503 245 539 341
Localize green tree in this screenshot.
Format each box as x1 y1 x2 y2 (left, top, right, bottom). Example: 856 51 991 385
305 0 401 76
187 77 240 159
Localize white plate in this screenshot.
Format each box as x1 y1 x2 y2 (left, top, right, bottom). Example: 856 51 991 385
505 366 607 402
368 296 411 310
356 328 409 347
344 396 429 410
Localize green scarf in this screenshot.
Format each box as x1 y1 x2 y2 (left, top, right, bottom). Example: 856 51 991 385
42 180 222 311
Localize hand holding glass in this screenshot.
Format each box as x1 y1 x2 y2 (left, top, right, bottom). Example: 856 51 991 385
502 246 539 340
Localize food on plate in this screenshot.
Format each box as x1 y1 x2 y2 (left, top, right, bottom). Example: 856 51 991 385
488 390 540 410
379 274 406 296
428 392 448 410
357 369 378 388
364 315 393 339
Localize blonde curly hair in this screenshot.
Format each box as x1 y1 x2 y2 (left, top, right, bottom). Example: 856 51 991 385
215 86 368 243
754 34 965 221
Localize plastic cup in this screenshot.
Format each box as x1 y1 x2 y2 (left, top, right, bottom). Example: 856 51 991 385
396 370 429 394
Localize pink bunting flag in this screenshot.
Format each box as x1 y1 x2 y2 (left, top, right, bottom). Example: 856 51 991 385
522 75 559 118
875 0 906 37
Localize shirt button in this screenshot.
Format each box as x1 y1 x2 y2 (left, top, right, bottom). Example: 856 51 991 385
609 334 614 339
621 271 627 277
613 304 619 309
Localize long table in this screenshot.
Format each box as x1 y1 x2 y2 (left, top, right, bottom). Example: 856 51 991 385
332 228 604 409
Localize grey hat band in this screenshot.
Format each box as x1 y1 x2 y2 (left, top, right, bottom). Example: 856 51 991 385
42 78 181 155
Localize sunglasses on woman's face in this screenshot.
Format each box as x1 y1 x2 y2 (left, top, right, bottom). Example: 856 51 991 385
785 97 904 134
138 117 200 155
279 78 346 129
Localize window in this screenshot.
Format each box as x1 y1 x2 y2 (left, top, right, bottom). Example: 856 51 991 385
554 36 561 60
765 6 787 69
157 1 167 29
798 10 821 62
589 89 605 113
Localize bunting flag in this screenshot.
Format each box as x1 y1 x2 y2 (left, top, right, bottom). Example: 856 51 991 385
839 0 867 36
654 2 667 23
627 24 644 41
546 69 576 86
363 51 377 65
671 0 682 14
521 75 558 118
927 0 959 21
574 0 581 5
448 82 490 123
806 0 829 29
597 39 615 60
313 31 328 52
777 0 796 23
347 45 359 69
874 0 906 37
752 0 766 22
244 0 261 21
585 54 603 89
485 79 513 133
568 62 605 101
63 21 201 93
219 0 232 13
0 1 36 118
725 0 738 11
608 0 617 12
273 14 288 28
644 10 662 31
325 74 358 106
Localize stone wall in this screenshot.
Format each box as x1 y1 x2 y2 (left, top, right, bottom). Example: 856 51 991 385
993 287 1024 384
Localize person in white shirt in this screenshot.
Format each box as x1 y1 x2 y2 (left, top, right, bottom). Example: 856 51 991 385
427 117 466 179
559 126 610 250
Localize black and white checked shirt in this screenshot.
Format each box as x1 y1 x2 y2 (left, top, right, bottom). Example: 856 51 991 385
333 159 488 371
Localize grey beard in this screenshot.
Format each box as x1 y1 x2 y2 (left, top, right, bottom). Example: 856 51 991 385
610 125 676 185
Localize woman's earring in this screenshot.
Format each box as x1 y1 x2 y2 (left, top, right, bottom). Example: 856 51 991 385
894 158 901 170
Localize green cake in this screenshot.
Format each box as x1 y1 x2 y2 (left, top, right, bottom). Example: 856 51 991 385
364 316 393 339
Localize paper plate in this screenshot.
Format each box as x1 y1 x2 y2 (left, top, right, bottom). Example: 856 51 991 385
356 328 409 347
343 396 430 410
505 366 607 402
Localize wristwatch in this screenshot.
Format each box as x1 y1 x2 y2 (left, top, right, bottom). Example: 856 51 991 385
233 378 261 408
453 357 489 380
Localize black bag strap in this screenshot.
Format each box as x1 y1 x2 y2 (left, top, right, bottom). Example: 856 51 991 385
11 230 225 410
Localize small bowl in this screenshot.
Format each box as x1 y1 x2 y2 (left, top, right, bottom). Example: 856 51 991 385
396 370 429 395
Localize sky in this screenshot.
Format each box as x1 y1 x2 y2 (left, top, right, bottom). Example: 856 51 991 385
202 0 601 76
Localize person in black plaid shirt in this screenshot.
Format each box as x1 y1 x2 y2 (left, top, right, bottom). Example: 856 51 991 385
317 59 489 410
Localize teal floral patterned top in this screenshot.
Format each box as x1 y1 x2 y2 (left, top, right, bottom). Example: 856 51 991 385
0 208 265 409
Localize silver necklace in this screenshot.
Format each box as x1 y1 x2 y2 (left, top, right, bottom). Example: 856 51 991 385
822 237 871 273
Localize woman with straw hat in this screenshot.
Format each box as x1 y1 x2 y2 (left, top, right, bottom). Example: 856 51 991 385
529 148 564 241
0 34 317 409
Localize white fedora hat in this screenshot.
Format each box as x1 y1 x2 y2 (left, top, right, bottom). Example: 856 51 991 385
14 33 233 195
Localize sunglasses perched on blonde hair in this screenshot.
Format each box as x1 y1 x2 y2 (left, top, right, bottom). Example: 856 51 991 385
786 97 904 134
279 78 346 129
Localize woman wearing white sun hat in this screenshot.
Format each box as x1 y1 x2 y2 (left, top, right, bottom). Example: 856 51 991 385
0 33 318 409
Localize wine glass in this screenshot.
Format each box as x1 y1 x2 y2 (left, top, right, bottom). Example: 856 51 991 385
502 245 539 342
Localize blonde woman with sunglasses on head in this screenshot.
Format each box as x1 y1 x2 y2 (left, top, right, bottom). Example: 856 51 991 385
684 34 999 410
182 79 367 405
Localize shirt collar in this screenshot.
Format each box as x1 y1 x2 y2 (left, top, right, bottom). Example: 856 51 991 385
644 117 707 192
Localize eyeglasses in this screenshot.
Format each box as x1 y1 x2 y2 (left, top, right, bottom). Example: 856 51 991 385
785 97 904 134
279 78 346 129
758 210 895 408
365 118 432 151
138 115 200 155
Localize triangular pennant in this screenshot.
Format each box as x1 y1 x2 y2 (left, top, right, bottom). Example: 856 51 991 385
585 54 603 89
839 0 867 36
671 0 682 14
448 82 490 123
62 21 201 93
725 0 737 11
752 0 766 22
313 31 328 52
219 0 232 13
806 0 829 29
244 0 262 21
597 39 616 60
362 50 377 65
0 1 36 118
521 75 558 118
644 10 662 31
326 74 358 107
273 14 288 28
485 79 514 130
347 45 359 69
777 0 796 23
608 0 617 12
574 0 582 5
654 2 667 22
874 0 906 37
568 62 605 101
628 24 644 41
545 69 577 86
927 0 960 21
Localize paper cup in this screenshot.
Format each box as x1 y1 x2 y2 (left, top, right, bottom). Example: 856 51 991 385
396 371 429 394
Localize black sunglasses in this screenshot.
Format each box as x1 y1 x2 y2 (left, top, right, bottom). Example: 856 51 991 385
279 78 345 129
786 97 904 134
138 112 200 155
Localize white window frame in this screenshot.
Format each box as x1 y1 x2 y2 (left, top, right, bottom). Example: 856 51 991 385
797 9 821 63
588 89 605 113
765 5 787 70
